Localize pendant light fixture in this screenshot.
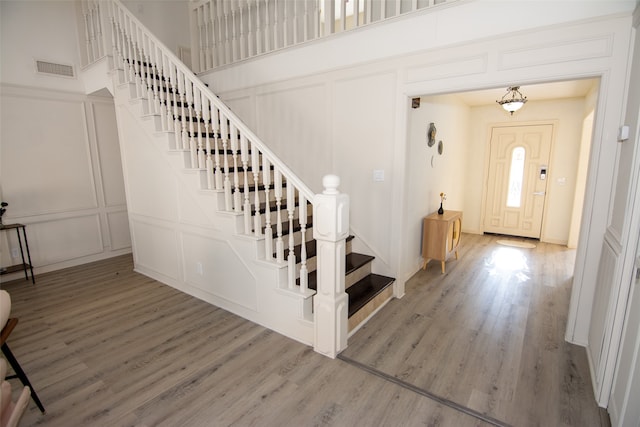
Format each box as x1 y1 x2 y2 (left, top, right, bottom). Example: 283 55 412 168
496 86 527 115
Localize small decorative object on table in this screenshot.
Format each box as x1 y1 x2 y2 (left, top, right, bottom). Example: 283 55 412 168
438 192 446 214
0 202 7 225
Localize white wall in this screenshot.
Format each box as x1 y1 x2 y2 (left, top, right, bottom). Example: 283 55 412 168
404 95 470 277
0 1 85 93
0 0 131 279
122 0 191 58
204 5 634 314
0 84 131 278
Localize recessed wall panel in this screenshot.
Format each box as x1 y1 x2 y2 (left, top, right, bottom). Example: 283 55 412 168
107 210 131 250
1 96 97 216
182 232 257 310
131 219 180 280
93 102 127 207
26 214 103 266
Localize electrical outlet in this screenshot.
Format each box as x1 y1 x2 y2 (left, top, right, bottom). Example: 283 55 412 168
11 248 20 258
196 261 203 276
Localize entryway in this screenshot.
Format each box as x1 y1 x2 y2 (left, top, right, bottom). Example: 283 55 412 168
483 123 554 239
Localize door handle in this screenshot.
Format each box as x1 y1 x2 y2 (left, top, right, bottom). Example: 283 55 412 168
533 192 546 196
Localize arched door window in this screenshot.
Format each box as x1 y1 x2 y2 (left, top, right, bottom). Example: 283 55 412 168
506 146 525 208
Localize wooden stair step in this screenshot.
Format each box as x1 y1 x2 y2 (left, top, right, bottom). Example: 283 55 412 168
275 235 351 260
346 274 395 318
301 251 373 291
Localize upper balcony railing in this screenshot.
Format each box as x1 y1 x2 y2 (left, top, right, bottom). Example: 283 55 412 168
190 0 459 72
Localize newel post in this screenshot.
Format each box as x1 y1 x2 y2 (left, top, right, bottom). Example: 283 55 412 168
313 175 349 358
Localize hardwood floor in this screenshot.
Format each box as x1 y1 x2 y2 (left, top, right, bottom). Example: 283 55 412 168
1 233 608 426
2 254 490 426
342 233 609 427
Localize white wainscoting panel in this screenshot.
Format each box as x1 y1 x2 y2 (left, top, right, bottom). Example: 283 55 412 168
27 213 104 265
406 54 488 83
333 71 396 267
498 34 614 71
107 210 131 251
0 85 131 277
1 95 98 216
131 218 180 281
256 83 329 192
93 102 127 207
181 232 258 311
117 107 180 222
588 234 620 398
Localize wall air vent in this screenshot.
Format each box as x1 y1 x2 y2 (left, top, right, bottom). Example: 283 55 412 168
35 60 75 78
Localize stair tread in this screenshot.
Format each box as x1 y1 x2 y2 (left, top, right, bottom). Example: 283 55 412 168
346 274 395 318
300 250 372 291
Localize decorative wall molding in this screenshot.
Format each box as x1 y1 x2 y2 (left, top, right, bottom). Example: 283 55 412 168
0 84 131 278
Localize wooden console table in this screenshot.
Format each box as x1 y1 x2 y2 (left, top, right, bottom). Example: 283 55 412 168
422 210 462 274
0 224 35 284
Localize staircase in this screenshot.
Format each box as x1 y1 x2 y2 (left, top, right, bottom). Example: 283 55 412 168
84 0 394 356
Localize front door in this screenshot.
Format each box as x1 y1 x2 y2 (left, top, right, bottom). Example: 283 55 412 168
483 124 553 239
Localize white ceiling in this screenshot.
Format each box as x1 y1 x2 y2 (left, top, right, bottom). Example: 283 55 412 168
444 78 600 107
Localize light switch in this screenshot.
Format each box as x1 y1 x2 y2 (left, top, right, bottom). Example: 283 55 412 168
618 125 629 142
373 169 385 182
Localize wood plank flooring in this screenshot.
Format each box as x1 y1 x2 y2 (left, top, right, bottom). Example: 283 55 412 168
341 233 609 427
2 254 491 426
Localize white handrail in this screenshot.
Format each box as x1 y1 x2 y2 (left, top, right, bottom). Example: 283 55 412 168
109 0 315 203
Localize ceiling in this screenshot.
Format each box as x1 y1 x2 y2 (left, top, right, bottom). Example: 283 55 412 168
446 78 600 107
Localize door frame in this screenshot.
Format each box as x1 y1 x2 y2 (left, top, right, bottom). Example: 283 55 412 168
480 120 558 242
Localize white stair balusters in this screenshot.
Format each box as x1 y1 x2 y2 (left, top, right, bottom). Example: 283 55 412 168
274 170 284 263
194 87 205 169
230 124 242 212
202 96 215 190
299 194 309 293
170 65 181 149
176 71 188 150
143 34 154 114
191 0 459 72
255 0 262 55
286 181 295 288
196 5 206 72
262 156 273 259
246 0 254 57
157 49 169 132
79 0 108 66
251 144 262 237
220 116 233 210
240 135 252 234
151 43 162 117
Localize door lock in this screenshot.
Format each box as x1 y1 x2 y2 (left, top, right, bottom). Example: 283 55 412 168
540 165 548 180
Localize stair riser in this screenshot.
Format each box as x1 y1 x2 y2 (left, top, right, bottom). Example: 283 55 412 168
348 285 394 332
345 262 372 289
